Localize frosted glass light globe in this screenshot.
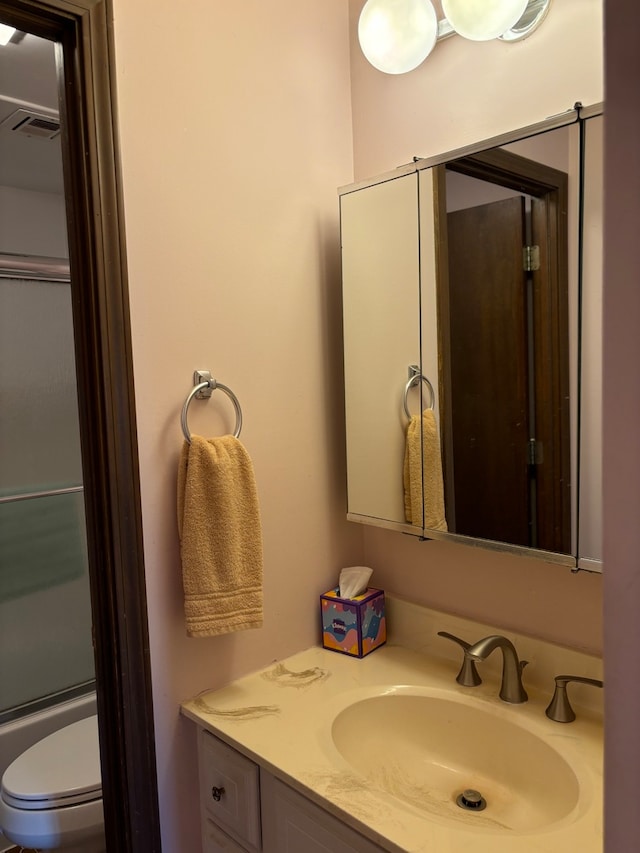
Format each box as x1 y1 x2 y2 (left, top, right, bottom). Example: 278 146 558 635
358 0 438 75
442 0 529 41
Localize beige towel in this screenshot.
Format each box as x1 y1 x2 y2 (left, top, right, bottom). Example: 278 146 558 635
403 409 448 532
177 434 264 637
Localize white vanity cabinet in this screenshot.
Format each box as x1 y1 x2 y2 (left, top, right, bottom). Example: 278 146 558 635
197 728 384 853
260 773 386 853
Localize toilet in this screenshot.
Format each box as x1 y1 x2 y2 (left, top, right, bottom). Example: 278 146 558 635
0 715 105 852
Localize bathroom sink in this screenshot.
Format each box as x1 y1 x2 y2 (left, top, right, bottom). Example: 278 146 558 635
331 692 580 833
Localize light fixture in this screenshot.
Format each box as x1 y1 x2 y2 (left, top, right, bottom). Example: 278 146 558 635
358 0 439 75
0 24 16 46
441 0 528 41
358 0 552 74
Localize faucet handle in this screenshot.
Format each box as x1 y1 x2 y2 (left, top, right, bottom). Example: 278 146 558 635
437 631 482 687
545 674 603 723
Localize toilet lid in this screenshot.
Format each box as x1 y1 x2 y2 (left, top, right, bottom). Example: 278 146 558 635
1 715 102 808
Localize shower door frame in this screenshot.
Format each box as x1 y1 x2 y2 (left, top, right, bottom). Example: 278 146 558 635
0 2 160 852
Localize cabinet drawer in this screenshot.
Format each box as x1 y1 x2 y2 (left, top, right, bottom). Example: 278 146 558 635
198 728 261 852
203 817 250 853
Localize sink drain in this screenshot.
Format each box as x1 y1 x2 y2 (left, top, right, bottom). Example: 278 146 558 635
456 789 487 812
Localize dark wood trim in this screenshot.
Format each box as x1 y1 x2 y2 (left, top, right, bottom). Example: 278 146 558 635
0 2 161 851
440 148 571 553
531 189 571 552
447 147 569 196
431 165 457 530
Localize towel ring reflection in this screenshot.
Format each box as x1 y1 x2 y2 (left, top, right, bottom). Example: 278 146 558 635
181 371 243 443
403 367 435 419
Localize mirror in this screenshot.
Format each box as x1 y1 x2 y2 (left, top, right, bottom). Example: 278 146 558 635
577 113 603 571
341 106 602 568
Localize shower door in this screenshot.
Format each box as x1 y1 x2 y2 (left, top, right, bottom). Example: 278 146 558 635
0 258 95 721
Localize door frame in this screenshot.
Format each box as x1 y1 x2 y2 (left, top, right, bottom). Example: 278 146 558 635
434 147 571 553
0 2 161 850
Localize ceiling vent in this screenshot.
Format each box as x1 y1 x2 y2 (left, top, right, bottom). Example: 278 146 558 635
0 108 60 140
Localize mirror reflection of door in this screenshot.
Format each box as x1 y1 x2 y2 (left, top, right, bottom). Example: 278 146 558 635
435 147 571 553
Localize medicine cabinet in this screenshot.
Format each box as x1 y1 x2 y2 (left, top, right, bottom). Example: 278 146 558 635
340 105 603 571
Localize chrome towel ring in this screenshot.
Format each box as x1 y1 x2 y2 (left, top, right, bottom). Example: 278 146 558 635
403 365 435 419
181 370 243 443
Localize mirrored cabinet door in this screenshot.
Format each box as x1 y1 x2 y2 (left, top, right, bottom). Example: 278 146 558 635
432 129 576 557
341 172 423 529
578 114 603 572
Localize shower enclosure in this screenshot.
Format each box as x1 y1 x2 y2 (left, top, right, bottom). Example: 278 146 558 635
0 253 95 727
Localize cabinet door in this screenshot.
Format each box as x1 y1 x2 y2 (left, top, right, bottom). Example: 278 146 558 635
341 172 422 530
261 772 383 853
203 817 250 853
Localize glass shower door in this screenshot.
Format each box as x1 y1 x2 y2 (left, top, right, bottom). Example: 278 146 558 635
0 266 95 720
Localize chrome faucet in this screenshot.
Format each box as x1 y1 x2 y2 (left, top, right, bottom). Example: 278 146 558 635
465 635 528 704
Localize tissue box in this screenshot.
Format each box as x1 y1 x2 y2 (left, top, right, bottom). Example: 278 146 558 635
320 587 386 658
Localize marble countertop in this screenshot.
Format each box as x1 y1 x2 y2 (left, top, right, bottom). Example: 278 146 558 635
181 637 602 853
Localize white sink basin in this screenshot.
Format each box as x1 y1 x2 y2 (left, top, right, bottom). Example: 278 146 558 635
331 692 580 833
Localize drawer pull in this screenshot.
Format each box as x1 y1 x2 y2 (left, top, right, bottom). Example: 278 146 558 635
211 785 226 802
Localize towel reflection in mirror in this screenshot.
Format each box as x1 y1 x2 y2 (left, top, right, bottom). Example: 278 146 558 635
404 409 448 531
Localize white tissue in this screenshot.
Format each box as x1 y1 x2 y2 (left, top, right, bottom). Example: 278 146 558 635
339 566 373 599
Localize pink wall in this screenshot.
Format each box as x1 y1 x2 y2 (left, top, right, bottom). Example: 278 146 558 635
603 1 640 848
348 0 603 180
364 533 603 654
107 1 617 849
349 0 605 655
109 2 361 849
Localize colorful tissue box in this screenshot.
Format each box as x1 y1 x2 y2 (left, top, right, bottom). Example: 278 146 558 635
320 587 386 658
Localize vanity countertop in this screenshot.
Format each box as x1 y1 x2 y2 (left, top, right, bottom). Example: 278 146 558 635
181 639 602 853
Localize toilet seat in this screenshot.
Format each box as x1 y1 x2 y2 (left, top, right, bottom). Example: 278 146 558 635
1 715 102 810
